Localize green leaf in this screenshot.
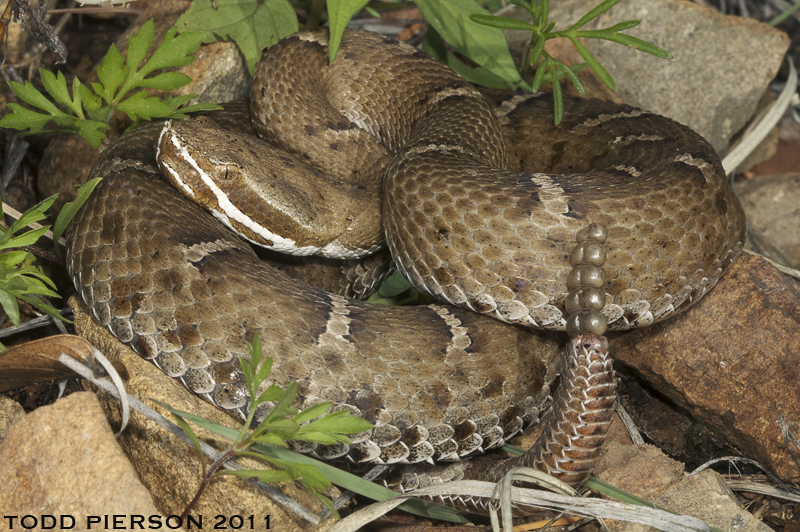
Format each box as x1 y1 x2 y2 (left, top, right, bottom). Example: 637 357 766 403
254 443 467 523
603 19 642 33
569 0 623 31
550 64 563 125
0 289 21 326
76 121 110 149
70 77 85 119
416 0 525 88
293 402 332 424
254 353 272 388
15 269 58 292
7 81 64 117
551 58 585 95
422 30 512 90
162 94 198 109
96 44 127 103
287 462 333 491
576 29 672 58
254 383 283 405
39 70 72 112
568 36 616 91
135 72 193 91
220 468 296 483
378 271 414 298
150 405 469 523
126 19 156 72
528 31 547 68
327 0 370 64
79 84 102 114
0 251 31 269
468 14 536 31
301 410 373 435
11 195 55 230
139 26 205 77
0 103 56 133
115 91 180 121
18 295 64 321
252 432 289 447
258 418 299 434
540 0 551 29
270 381 298 414
170 411 207 475
4 275 28 293
53 177 103 252
167 103 223 116
292 431 347 445
531 55 550 92
0 226 50 250
176 0 298 76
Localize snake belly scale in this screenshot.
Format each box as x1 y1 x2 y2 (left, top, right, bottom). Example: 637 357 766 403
66 28 745 505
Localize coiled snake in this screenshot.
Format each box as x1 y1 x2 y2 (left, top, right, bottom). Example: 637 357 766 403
66 29 746 513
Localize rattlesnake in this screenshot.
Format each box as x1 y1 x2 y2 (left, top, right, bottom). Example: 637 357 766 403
66 29 746 513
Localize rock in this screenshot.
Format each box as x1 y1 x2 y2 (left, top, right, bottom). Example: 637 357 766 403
615 371 731 469
108 0 250 120
736 173 800 268
70 296 335 531
517 0 789 154
0 392 165 520
599 458 773 532
748 116 800 176
611 252 800 483
0 395 25 441
652 470 774 532
595 442 685 501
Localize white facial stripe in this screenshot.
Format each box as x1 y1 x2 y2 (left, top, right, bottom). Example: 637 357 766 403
159 125 196 198
162 127 375 259
162 160 196 198
165 134 325 256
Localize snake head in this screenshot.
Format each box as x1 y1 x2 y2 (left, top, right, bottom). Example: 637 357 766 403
156 116 382 259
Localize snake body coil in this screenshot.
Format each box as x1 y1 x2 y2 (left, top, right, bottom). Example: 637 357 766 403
67 29 746 509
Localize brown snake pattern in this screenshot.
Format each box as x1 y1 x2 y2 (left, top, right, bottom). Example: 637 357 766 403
66 29 746 511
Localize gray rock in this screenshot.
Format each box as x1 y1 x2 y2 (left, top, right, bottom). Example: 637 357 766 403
653 470 774 532
0 392 166 522
0 395 25 441
736 172 800 268
531 0 789 153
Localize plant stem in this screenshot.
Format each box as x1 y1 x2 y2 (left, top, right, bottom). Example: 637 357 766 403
769 1 800 26
180 448 236 518
306 0 326 30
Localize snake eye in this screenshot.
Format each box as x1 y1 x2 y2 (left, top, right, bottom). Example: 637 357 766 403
213 165 239 183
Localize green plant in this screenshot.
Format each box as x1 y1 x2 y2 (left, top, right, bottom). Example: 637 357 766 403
0 20 221 148
156 334 374 517
0 178 101 341
0 196 62 330
177 0 669 125
469 0 670 123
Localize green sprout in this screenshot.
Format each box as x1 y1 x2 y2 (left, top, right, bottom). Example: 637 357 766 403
0 20 221 148
156 334 373 516
469 0 671 124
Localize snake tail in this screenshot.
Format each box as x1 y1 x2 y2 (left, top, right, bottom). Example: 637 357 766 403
484 225 616 486
521 333 615 486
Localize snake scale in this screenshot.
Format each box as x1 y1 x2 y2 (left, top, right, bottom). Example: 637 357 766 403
66 29 746 513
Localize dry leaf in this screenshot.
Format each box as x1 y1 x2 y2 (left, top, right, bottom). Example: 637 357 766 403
0 335 127 392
